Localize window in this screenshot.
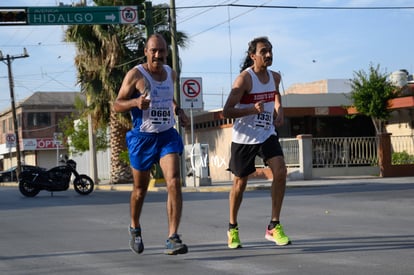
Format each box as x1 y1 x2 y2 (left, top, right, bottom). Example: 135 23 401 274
8 117 12 131
27 112 51 127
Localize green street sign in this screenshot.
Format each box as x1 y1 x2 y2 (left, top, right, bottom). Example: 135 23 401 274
27 6 138 25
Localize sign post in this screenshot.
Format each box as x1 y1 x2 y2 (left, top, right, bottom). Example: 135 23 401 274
6 133 16 148
180 77 203 186
53 132 63 165
6 133 16 180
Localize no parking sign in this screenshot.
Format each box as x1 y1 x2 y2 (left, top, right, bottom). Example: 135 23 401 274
6 133 16 148
180 77 203 109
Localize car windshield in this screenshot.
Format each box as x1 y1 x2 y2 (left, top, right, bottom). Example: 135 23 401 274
4 166 17 172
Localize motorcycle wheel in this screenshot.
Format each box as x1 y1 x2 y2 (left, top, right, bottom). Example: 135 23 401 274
73 174 94 195
19 179 40 197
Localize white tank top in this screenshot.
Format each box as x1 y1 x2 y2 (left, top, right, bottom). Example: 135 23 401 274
136 64 175 133
232 68 278 144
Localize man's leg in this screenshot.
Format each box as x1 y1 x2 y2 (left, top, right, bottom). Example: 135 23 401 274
228 176 248 249
130 168 151 229
229 176 248 225
265 155 291 245
129 168 151 254
160 153 182 236
267 156 287 221
160 153 188 255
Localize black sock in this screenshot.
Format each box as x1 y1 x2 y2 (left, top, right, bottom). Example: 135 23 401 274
268 220 280 230
229 223 238 230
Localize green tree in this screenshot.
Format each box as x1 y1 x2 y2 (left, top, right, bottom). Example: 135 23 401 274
349 63 398 134
64 0 188 183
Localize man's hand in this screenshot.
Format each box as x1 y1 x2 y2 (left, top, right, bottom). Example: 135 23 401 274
254 101 265 114
177 109 190 127
137 91 151 110
274 115 284 127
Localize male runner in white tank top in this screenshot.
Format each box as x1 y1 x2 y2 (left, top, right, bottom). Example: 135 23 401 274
223 36 291 249
114 34 189 256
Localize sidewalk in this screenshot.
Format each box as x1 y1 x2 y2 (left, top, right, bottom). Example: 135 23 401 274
93 175 413 192
2 175 412 193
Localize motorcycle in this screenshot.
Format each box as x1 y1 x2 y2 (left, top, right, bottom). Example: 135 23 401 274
18 155 94 197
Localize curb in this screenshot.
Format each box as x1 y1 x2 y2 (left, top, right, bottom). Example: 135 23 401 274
0 181 269 193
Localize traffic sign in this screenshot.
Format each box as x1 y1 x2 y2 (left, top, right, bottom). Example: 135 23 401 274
0 9 26 25
6 133 16 148
27 6 138 25
53 132 63 145
180 77 203 109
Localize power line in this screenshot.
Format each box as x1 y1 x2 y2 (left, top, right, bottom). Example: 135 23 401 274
173 4 414 10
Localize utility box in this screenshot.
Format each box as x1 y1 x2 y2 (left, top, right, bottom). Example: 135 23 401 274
184 143 212 187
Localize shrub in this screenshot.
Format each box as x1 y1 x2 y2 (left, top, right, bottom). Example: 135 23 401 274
391 151 414 165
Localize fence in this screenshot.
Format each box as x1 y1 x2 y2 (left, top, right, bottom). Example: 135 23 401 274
254 138 300 168
312 137 378 167
256 136 380 169
73 135 414 182
390 135 414 154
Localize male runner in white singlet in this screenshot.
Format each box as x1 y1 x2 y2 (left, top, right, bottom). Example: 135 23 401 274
114 34 189 256
223 36 291 249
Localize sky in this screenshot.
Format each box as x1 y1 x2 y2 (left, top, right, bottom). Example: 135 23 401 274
0 0 413 112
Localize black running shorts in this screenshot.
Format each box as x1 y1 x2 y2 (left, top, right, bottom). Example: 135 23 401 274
228 134 284 177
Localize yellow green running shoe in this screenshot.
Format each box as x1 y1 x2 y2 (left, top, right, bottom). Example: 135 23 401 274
265 223 291 246
227 227 242 249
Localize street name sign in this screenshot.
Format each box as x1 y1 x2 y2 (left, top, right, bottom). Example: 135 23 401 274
27 6 138 25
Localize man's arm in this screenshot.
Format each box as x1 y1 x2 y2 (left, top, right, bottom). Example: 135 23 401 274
272 71 284 127
223 72 264 119
113 68 150 113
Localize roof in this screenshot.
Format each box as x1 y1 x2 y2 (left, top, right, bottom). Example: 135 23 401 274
18 91 83 108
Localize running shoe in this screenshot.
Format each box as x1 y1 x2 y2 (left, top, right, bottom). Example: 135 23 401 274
227 227 242 249
265 223 291 246
164 234 188 255
129 226 144 254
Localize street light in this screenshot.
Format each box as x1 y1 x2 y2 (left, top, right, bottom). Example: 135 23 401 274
0 48 29 178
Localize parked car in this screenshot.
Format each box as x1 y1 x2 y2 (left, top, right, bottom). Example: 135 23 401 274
0 165 45 182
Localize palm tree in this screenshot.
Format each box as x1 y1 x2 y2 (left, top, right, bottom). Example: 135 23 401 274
65 0 188 183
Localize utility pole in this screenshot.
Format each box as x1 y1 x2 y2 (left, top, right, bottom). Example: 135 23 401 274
0 49 29 178
169 0 187 186
78 0 98 185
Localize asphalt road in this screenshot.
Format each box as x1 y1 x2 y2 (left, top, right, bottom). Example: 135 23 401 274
1 177 413 275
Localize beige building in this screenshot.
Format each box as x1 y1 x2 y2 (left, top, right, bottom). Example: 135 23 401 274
182 76 414 182
0 91 82 170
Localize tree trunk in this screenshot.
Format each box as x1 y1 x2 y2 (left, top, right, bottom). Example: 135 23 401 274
372 117 386 134
109 110 132 184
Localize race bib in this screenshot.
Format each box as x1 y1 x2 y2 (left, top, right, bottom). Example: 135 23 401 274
148 107 172 125
254 111 272 129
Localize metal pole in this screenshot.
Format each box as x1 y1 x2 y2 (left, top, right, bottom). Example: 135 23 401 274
0 49 29 178
190 101 195 187
170 0 187 186
144 1 153 36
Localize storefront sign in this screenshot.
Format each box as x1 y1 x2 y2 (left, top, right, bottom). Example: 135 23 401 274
23 138 65 150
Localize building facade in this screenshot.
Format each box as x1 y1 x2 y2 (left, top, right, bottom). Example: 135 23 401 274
181 77 414 182
0 91 82 170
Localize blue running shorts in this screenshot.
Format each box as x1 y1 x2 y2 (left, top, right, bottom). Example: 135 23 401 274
126 127 184 171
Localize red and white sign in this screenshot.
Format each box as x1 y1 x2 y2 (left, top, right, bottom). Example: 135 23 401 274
23 138 65 150
180 77 203 109
120 6 138 24
6 133 16 148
